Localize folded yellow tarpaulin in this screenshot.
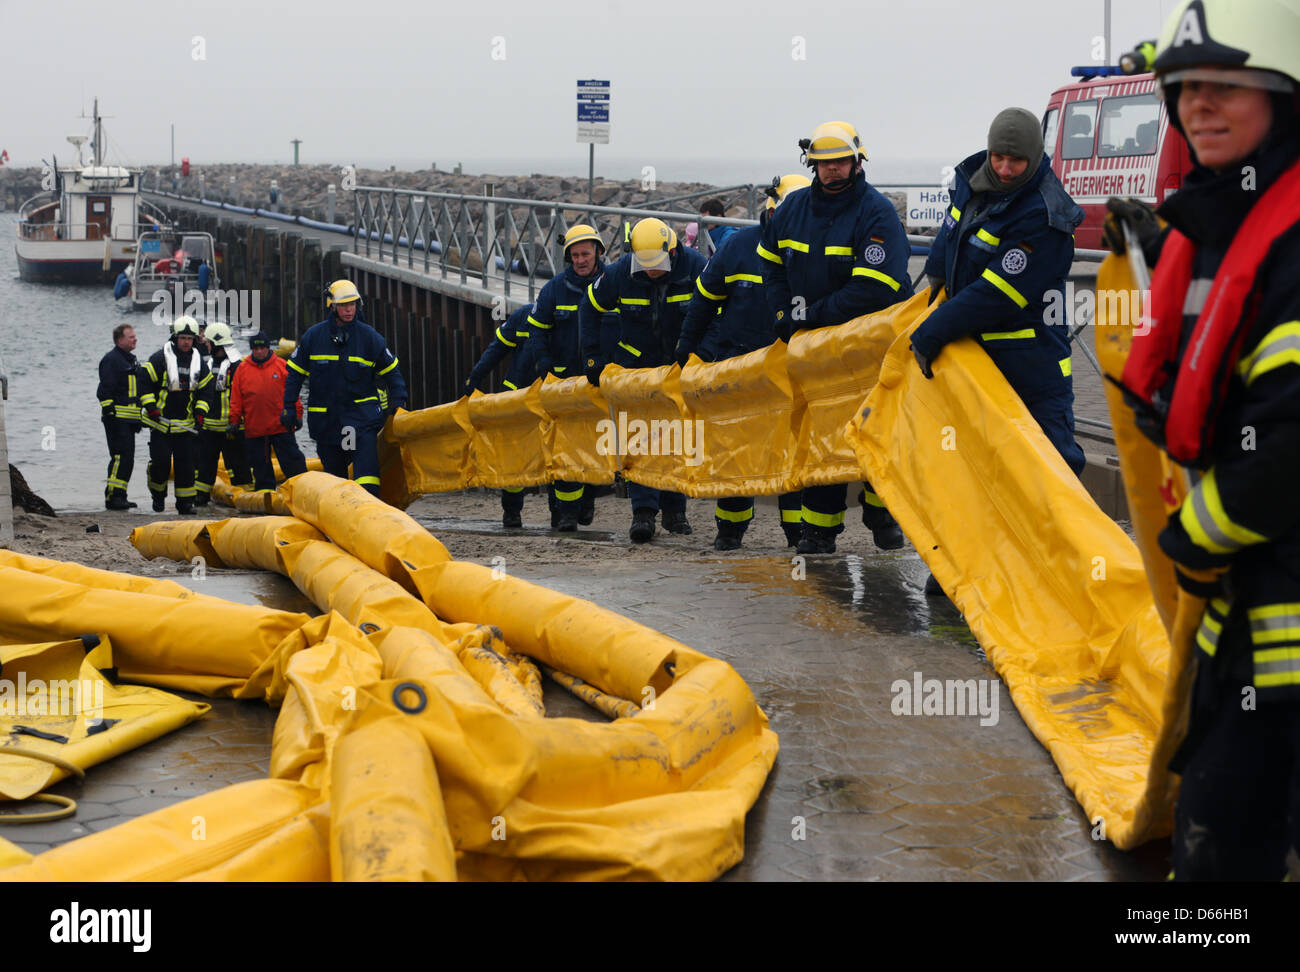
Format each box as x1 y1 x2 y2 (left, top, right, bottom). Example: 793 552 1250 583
846 290 1176 849
1 635 209 801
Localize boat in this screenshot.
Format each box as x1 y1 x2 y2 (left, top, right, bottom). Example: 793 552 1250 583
128 230 221 313
14 99 168 283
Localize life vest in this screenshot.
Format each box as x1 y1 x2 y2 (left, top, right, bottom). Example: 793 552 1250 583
214 349 242 392
162 341 201 392
1121 157 1300 467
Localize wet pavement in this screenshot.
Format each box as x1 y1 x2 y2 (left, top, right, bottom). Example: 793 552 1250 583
1 508 1170 881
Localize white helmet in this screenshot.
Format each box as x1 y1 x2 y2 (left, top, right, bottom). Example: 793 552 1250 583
1154 0 1300 134
171 315 200 339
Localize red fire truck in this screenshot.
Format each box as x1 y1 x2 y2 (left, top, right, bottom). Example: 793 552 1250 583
1043 55 1194 250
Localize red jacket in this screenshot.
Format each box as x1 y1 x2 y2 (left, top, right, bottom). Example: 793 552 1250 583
229 352 301 437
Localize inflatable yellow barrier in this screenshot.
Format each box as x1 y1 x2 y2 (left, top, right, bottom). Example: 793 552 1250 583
1 636 208 805
538 374 619 487
845 302 1176 849
0 554 313 702
379 290 941 504
1094 250 1200 841
679 342 795 497
466 383 550 490
72 474 779 880
0 836 29 869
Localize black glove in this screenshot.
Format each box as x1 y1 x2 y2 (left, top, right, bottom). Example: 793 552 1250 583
912 344 934 380
674 344 693 368
463 373 482 397
1174 565 1231 599
774 310 791 343
585 357 604 387
280 407 302 432
926 275 945 306
1103 197 1161 255
386 402 404 417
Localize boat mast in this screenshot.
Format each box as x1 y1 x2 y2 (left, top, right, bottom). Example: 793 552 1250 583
94 98 103 166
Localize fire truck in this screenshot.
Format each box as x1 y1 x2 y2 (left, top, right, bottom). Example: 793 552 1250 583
1043 44 1194 249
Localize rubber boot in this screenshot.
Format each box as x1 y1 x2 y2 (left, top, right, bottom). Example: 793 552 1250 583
782 525 802 548
105 492 136 511
924 572 945 597
861 500 905 550
630 508 656 543
555 511 579 532
662 511 693 535
176 499 195 515
578 495 595 526
193 491 210 507
713 521 746 551
796 525 837 555
503 511 523 529
152 495 166 513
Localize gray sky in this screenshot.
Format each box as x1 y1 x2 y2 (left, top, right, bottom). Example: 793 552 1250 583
2 0 1176 181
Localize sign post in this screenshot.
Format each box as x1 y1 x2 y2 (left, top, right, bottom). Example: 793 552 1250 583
576 79 610 205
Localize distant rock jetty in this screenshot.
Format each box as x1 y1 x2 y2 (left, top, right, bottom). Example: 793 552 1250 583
2 162 907 225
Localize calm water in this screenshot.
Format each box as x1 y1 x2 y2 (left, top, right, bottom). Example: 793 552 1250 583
0 219 312 512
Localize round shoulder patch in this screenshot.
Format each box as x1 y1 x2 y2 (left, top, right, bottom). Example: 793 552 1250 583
1001 248 1028 275
864 243 887 266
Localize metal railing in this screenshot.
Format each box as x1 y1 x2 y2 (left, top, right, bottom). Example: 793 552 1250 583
350 184 769 303
346 183 983 304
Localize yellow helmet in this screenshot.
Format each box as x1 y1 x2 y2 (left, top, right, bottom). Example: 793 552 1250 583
171 315 200 338
628 218 676 272
764 173 812 212
800 121 868 166
562 224 605 260
326 279 362 308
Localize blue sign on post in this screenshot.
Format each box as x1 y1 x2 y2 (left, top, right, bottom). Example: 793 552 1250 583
577 79 610 145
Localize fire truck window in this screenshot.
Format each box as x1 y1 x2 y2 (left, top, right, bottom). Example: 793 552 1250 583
1099 93 1160 157
1042 108 1061 160
1061 100 1098 160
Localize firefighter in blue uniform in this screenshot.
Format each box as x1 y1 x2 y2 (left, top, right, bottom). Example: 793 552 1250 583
581 217 707 543
465 302 547 528
523 224 607 531
97 323 141 509
283 279 407 497
911 107 1086 472
910 107 1086 595
759 121 913 555
677 174 810 550
1107 0 1300 881
139 316 212 514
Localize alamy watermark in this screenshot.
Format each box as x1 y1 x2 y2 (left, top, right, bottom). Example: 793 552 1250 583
595 411 705 467
150 282 260 329
1043 282 1151 335
891 671 1000 726
0 675 104 719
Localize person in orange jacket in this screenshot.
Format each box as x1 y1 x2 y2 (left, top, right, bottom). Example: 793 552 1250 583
229 331 307 491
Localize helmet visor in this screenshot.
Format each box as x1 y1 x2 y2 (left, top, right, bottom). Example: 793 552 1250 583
632 247 671 272
1159 66 1296 95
